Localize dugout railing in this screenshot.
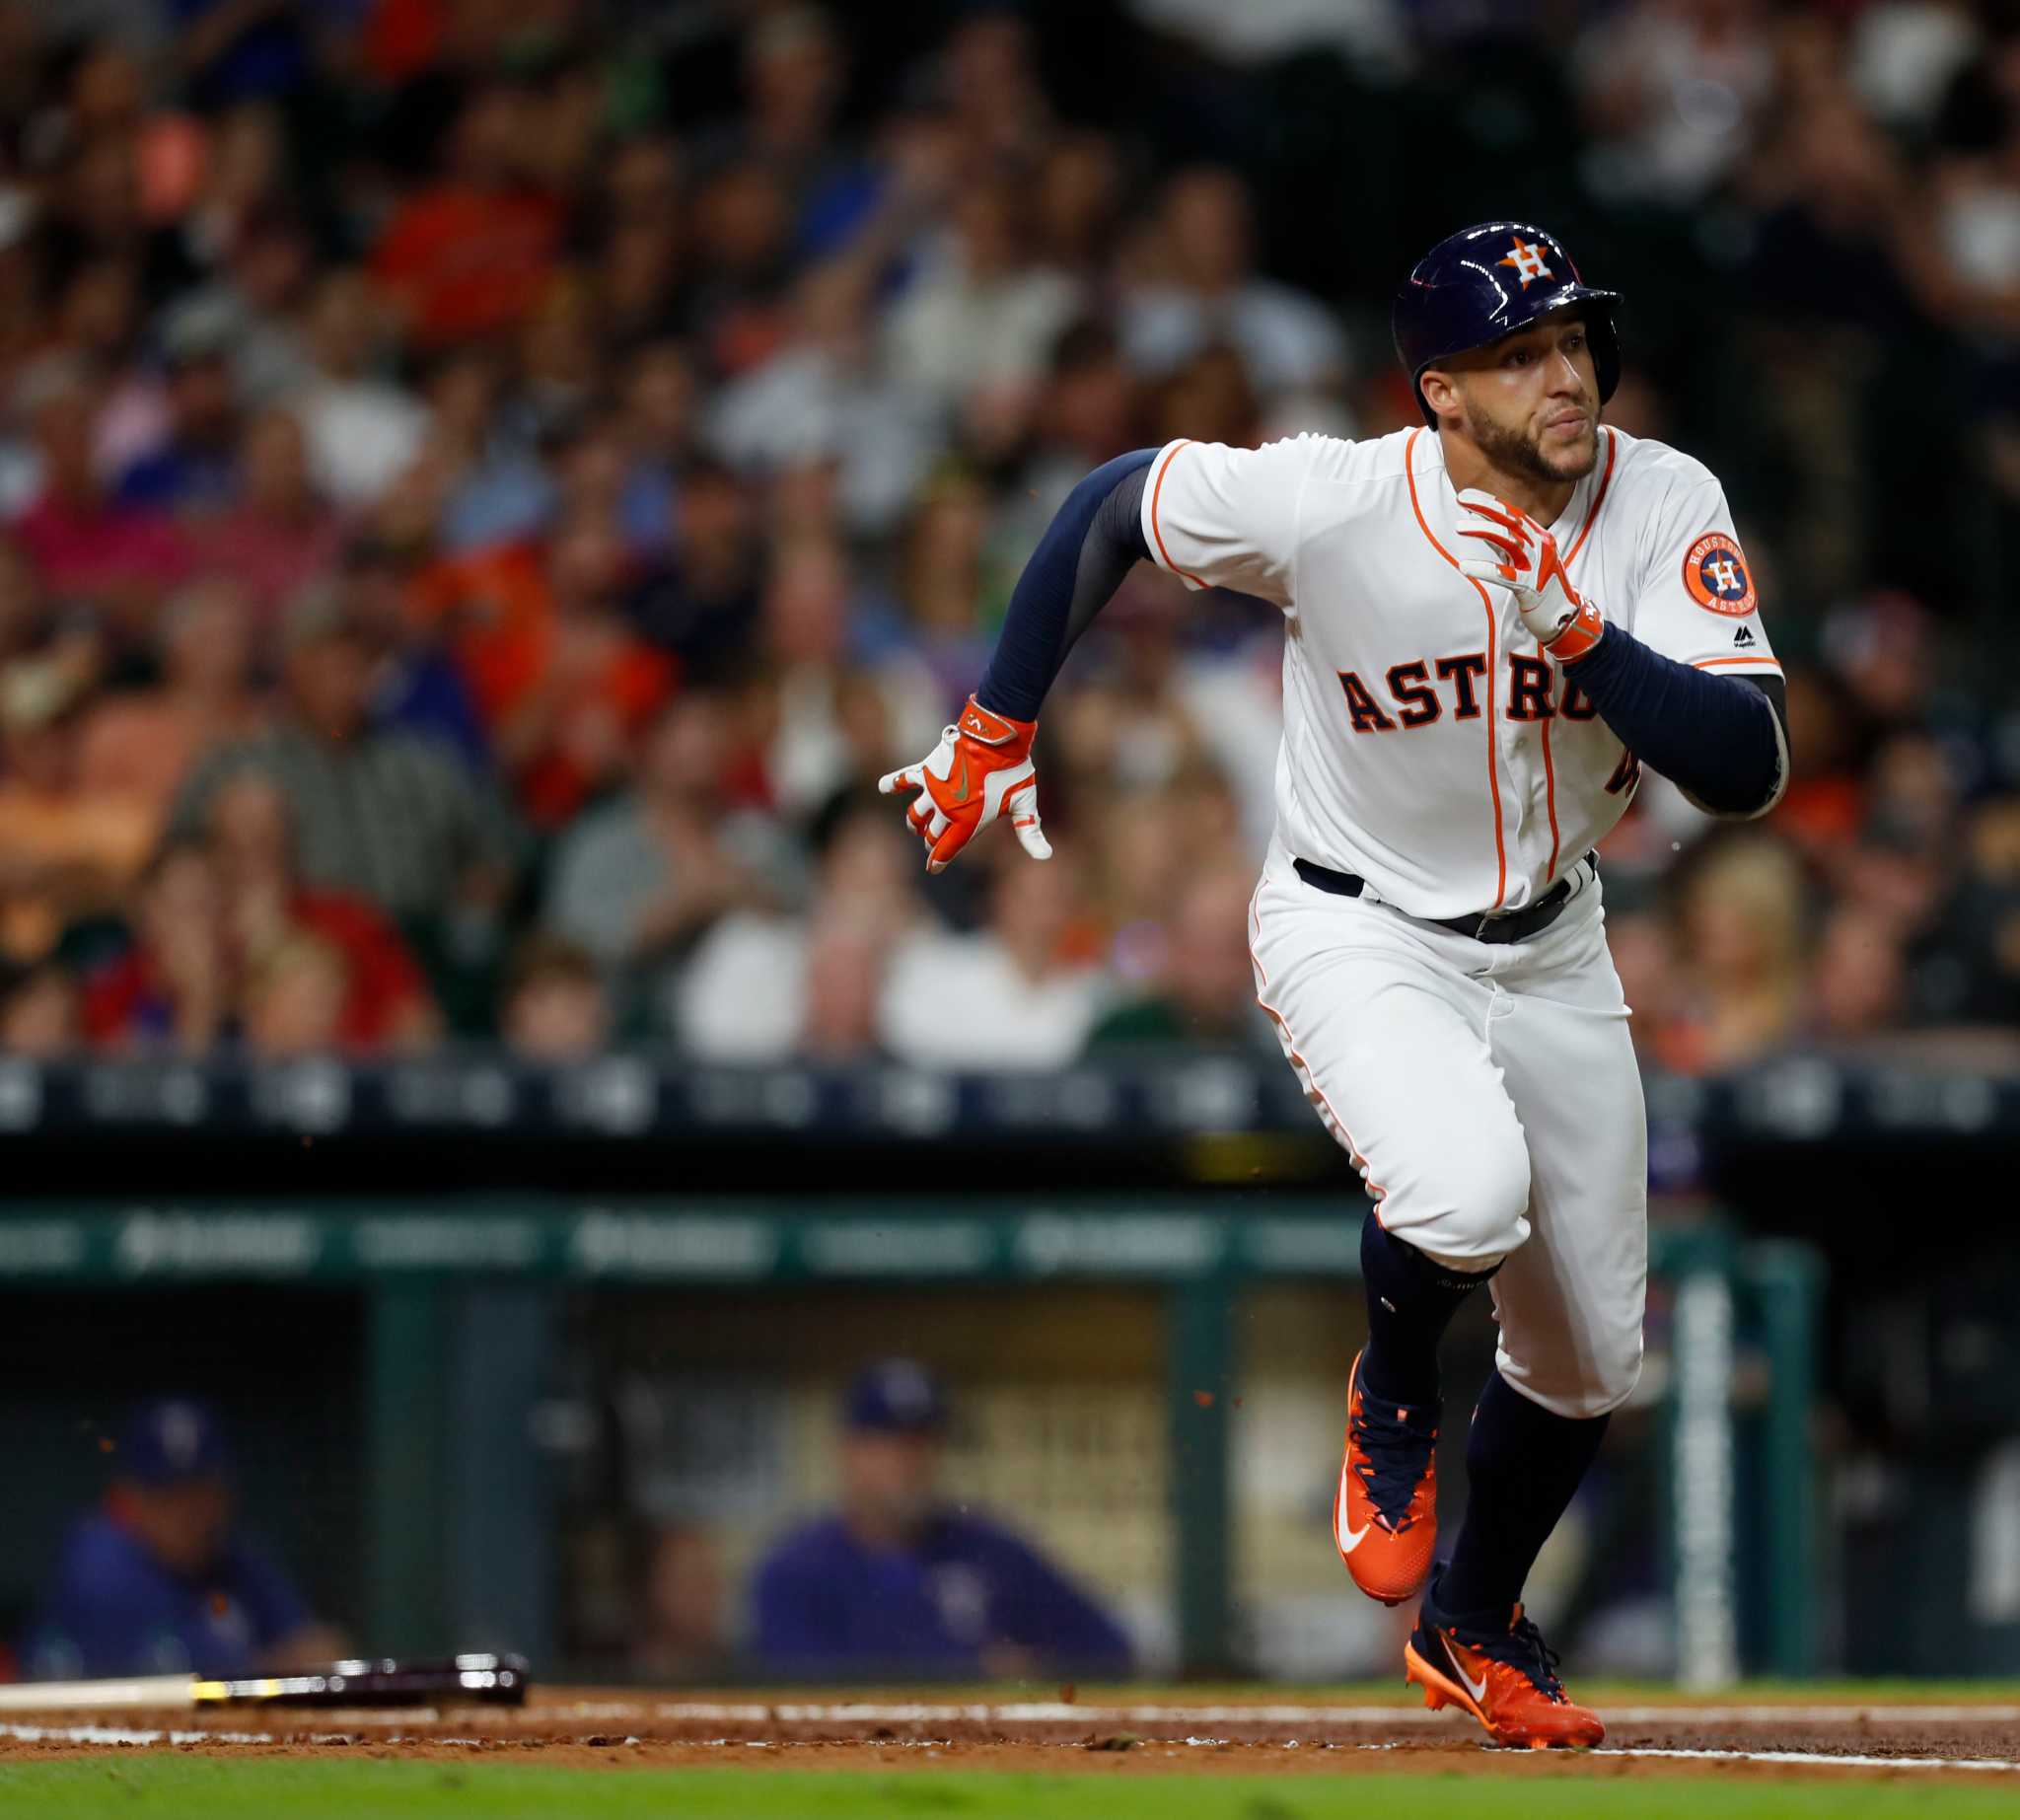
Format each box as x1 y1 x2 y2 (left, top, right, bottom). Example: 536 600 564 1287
0 1190 1820 1685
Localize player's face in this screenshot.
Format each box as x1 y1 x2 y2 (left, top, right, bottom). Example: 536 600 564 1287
1434 313 1601 486
125 1476 233 1574
840 1429 942 1536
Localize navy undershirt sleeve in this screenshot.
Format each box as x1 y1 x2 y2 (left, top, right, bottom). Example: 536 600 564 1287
974 449 1156 722
1566 625 1787 816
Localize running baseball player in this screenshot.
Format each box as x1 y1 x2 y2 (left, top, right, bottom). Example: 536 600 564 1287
882 221 1787 1747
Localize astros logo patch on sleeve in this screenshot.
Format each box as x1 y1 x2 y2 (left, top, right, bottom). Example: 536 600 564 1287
1682 532 1757 616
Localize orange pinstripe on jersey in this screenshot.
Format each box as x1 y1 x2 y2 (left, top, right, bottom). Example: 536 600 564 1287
1559 427 1616 568
1519 436 1616 893
1540 715 1561 883
1695 656 1782 671
1540 428 1615 886
1405 428 1507 910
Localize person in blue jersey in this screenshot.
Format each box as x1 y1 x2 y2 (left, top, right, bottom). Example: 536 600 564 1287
752 1360 1130 1680
25 1399 344 1681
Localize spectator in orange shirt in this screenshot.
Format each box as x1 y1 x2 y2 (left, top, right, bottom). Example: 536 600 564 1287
0 660 156 965
0 960 81 1056
76 578 265 820
370 80 565 350
412 510 677 826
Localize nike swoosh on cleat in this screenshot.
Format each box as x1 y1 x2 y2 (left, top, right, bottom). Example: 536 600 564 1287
1335 1463 1370 1554
1446 1642 1489 1707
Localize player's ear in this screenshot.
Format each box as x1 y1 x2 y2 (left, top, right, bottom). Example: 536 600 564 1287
1418 368 1462 425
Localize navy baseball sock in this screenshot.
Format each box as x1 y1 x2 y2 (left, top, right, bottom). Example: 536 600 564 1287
1436 1369 1611 1618
1357 1216 1498 1408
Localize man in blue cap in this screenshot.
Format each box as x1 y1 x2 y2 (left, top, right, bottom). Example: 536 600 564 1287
752 1360 1130 1679
25 1398 342 1680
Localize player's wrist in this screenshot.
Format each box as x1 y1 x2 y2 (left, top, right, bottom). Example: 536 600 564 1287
1544 600 1606 664
959 695 1037 750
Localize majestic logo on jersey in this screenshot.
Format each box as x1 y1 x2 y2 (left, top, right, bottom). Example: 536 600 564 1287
1733 624 1756 647
1497 237 1554 288
1683 532 1757 617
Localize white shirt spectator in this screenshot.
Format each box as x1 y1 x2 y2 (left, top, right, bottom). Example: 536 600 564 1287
298 378 430 512
1126 0 1407 72
544 798 794 969
1120 280 1346 397
883 196 1082 414
674 911 807 1061
879 931 1107 1070
1850 3 1982 132
1178 639 1286 860
1121 167 1346 398
1939 176 2020 293
708 346 939 539
765 660 945 822
1573 3 1774 206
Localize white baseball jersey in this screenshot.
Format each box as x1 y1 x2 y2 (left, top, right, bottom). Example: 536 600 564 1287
1140 425 1779 920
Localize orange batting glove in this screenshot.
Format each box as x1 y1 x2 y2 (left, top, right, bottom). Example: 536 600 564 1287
1454 488 1606 662
879 695 1051 874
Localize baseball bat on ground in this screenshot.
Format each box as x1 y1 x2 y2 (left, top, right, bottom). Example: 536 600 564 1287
0 1652 530 1711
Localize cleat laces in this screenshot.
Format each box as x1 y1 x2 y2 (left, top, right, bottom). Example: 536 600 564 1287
1349 1394 1437 1529
1469 1608 1568 1704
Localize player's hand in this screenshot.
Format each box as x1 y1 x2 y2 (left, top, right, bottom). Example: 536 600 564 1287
1454 489 1606 662
879 695 1051 874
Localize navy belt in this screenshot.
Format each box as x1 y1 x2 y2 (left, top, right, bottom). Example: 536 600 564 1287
1292 855 1592 945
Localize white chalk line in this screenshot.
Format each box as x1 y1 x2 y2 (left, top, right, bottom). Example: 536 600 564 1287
0 1722 277 1746
633 1700 2020 1727
1598 1746 2020 1774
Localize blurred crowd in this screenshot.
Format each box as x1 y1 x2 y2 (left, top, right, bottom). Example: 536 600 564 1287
0 0 2015 1077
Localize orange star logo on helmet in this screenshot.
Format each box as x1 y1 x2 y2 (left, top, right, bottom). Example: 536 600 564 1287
1497 238 1553 287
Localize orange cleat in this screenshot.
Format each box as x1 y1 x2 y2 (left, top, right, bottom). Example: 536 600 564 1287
1403 1572 1605 1750
1334 1350 1439 1605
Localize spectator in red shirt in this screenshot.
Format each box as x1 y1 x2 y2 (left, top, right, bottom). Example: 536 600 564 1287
189 406 343 637
203 769 441 1054
242 933 352 1058
370 81 565 350
82 840 231 1055
11 363 189 644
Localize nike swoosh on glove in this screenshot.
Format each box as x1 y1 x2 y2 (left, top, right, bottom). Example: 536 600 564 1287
1454 488 1606 662
879 696 1051 873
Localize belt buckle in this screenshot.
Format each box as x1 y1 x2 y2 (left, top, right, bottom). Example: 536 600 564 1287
1473 912 1498 942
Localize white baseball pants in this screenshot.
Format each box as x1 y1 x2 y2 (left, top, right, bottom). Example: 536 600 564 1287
1248 838 1647 1420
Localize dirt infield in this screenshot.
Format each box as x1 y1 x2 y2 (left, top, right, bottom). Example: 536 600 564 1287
4 1690 2020 1784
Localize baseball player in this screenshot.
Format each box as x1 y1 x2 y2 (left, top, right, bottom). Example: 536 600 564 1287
882 221 1786 1745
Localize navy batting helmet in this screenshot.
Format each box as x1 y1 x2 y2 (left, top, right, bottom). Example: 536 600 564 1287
1392 222 1622 427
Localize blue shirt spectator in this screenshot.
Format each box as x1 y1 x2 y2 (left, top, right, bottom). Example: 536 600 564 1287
24 1399 340 1681
372 643 494 776
116 316 244 514
752 1360 1131 1679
